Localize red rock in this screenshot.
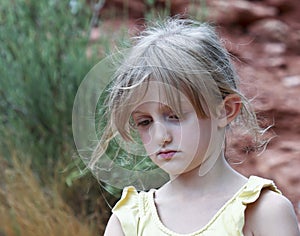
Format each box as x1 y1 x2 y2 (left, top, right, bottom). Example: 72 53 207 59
263 42 286 55
101 0 145 19
207 0 278 26
286 30 300 54
264 0 295 12
282 75 300 88
87 0 189 20
248 19 290 42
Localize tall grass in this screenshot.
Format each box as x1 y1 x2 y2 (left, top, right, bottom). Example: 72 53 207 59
0 154 97 236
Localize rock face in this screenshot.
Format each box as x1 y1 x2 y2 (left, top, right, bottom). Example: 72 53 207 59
91 0 300 224
207 0 278 26
248 19 290 42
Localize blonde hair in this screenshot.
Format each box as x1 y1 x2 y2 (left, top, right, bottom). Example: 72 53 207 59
90 17 265 169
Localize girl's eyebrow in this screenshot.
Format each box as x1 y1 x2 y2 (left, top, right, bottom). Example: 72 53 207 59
132 103 170 115
131 110 144 115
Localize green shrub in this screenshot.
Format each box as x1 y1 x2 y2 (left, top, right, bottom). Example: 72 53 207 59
0 0 97 176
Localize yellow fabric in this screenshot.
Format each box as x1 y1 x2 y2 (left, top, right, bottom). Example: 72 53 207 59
112 176 281 236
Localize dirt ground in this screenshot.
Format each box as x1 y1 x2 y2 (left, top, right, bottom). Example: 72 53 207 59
91 0 300 224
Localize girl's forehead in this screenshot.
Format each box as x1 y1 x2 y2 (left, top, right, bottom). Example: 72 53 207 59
133 80 188 101
131 81 194 112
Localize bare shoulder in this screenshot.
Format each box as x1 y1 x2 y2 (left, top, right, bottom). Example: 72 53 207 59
104 213 125 236
244 189 300 236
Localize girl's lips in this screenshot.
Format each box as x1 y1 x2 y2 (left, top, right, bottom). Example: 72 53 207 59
157 150 177 160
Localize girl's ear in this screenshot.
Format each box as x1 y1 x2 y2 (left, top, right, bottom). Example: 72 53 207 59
217 94 242 128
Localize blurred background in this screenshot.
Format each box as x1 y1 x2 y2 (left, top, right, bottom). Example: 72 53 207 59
0 0 299 235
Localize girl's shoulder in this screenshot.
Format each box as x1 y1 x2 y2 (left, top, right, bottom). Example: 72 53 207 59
242 177 300 236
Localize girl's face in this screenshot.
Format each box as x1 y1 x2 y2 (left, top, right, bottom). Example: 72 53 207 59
131 82 218 176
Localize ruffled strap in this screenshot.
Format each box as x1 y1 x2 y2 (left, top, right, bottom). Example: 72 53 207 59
239 176 281 205
112 186 140 235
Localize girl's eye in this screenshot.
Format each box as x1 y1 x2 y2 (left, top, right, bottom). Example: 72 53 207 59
167 114 180 121
136 119 152 127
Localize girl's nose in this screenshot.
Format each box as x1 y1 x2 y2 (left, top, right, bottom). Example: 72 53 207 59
150 122 172 146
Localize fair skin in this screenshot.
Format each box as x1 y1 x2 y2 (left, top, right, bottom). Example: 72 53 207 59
104 86 300 236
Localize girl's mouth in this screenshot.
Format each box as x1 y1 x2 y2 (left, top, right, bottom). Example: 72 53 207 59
157 150 177 160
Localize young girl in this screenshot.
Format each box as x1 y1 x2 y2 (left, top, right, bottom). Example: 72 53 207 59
89 18 299 235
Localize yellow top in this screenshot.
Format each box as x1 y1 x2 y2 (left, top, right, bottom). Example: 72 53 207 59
112 176 281 236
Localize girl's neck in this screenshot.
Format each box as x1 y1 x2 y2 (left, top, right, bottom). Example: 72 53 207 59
160 154 246 198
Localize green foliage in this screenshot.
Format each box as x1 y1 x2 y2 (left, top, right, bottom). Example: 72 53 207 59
145 0 171 21
190 0 209 22
0 0 97 176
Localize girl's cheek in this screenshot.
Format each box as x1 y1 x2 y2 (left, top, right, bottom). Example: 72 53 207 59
139 131 151 146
